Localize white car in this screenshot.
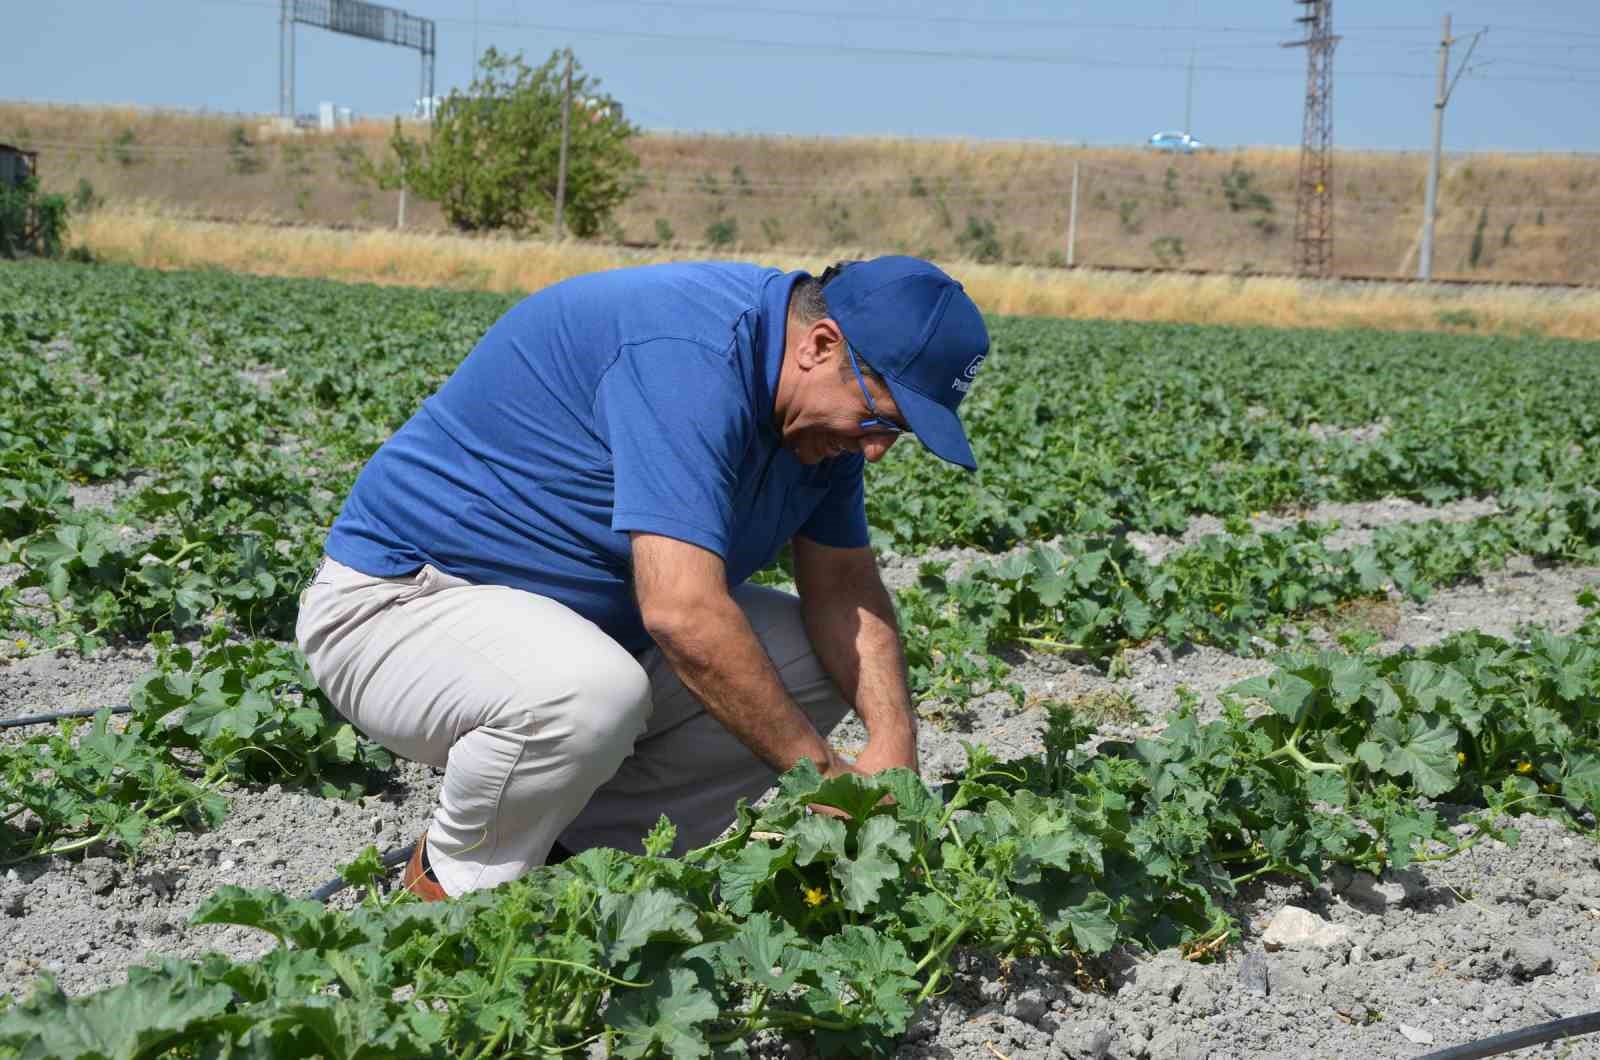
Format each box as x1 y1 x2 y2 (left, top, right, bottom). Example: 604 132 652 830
1148 131 1205 154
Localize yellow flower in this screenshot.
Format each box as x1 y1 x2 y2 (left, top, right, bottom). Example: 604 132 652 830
1456 752 1466 766
802 886 826 908
1516 761 1533 775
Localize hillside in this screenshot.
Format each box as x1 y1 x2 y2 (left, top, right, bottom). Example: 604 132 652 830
4 101 1596 285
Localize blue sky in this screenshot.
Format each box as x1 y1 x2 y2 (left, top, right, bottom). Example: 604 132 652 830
7 1 1599 151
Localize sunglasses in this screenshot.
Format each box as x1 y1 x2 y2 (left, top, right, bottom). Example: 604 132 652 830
845 341 908 436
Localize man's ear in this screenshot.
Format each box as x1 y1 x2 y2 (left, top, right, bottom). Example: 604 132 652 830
800 317 845 370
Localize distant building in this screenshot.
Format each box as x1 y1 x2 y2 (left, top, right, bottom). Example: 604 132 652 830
0 142 38 189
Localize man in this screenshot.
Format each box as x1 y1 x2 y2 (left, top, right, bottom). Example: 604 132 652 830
295 255 989 899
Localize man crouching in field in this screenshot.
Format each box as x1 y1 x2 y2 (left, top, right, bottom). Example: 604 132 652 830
295 256 990 899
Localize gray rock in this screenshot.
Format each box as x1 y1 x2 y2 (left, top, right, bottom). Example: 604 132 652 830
1398 1022 1434 1045
1003 987 1050 1026
1261 906 1351 950
1069 1023 1115 1059
1 884 25 918
78 857 118 896
1505 938 1557 980
1524 875 1567 902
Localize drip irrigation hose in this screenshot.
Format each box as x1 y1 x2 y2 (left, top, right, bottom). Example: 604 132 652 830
1414 1010 1600 1060
0 704 132 730
307 845 413 902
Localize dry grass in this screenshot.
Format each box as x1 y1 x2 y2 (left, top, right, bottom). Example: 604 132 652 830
71 203 1600 340
9 101 1599 287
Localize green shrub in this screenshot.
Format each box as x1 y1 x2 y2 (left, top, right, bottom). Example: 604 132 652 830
112 128 139 167
71 178 100 214
1469 206 1488 269
956 215 1002 263
654 217 674 244
705 217 737 246
1221 162 1274 215
1118 199 1141 234
1151 235 1185 267
0 177 68 259
229 125 265 175
759 216 783 245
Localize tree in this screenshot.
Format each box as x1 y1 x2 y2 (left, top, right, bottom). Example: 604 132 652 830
388 48 638 236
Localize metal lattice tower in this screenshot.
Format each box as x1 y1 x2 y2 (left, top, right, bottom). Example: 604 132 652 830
1283 0 1339 275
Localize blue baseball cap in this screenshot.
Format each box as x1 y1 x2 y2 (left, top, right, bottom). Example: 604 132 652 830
822 256 990 471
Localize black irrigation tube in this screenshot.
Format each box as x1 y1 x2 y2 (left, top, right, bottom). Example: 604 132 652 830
307 845 412 902
1415 1010 1600 1059
0 704 132 730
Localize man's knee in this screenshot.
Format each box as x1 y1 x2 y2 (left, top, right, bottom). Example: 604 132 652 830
489 658 652 776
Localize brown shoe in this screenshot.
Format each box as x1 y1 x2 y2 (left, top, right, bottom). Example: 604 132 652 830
401 831 448 902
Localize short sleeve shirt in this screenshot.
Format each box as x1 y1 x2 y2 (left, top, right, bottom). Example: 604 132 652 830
324 262 869 655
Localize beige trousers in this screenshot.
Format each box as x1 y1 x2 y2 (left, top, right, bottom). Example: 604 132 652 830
295 556 850 895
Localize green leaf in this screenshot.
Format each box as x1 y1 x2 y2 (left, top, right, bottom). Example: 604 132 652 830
598 889 702 965
0 968 237 1060
717 838 793 916
721 913 803 993
836 816 912 912
792 814 847 866
606 966 718 1059
1373 715 1458 797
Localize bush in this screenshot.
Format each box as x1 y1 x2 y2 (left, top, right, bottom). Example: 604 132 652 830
1151 235 1185 267
228 125 265 175
654 217 675 244
71 178 100 214
389 47 639 236
956 215 1002 263
0 177 68 259
112 129 138 167
1118 199 1141 234
759 216 783 245
1469 206 1489 269
705 217 737 246
1221 162 1274 215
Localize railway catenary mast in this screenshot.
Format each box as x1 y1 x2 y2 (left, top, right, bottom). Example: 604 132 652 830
1283 0 1339 276
278 0 436 122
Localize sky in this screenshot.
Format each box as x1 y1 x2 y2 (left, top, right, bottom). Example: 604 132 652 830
6 1 1600 152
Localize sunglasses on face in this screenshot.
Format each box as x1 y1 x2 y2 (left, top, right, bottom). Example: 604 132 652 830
846 341 908 435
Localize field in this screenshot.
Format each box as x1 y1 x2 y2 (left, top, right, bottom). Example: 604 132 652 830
3 258 1600 1058
6 101 1599 285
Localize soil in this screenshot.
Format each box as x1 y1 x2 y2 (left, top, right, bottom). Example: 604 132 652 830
3 495 1599 1059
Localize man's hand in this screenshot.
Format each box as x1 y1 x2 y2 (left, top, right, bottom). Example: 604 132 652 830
852 735 917 775
793 537 920 775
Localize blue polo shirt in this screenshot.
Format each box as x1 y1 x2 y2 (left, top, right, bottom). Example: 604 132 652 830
324 262 869 654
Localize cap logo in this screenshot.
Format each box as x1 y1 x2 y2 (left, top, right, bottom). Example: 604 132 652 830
952 353 986 393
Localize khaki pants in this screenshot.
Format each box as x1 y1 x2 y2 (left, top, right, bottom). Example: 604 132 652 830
295 556 850 895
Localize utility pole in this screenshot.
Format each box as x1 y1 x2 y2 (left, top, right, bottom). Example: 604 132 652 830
279 0 295 120
1283 0 1338 276
1419 15 1485 281
1067 161 1080 267
1184 46 1195 137
554 50 573 239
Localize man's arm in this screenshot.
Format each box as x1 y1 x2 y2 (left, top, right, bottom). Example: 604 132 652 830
631 532 855 777
791 535 917 774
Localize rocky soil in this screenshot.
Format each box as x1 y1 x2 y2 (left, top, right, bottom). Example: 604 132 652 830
2 496 1599 1058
